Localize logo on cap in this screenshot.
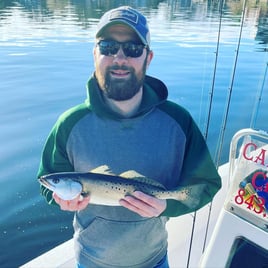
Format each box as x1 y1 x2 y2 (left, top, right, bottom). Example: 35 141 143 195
109 9 138 25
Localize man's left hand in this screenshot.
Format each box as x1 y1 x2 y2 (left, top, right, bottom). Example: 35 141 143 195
119 191 167 217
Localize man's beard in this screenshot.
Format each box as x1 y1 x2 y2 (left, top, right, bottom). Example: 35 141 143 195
102 64 146 101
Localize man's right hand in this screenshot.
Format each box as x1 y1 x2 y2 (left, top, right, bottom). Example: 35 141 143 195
53 192 90 211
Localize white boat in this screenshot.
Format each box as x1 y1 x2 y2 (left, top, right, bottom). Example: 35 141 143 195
200 128 268 267
21 128 268 268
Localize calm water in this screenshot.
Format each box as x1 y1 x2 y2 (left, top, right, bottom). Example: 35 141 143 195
1 0 268 267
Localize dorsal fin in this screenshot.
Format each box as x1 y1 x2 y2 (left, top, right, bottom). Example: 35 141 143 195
90 165 115 175
119 170 166 189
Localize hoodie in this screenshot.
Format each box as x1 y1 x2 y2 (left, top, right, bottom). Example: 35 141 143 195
38 74 221 267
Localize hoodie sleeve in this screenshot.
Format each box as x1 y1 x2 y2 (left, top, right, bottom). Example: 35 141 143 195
37 119 74 205
37 104 89 204
159 101 222 217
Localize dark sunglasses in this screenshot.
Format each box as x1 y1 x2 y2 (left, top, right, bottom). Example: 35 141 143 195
97 40 148 58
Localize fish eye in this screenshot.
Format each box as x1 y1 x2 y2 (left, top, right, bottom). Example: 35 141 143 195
52 178 60 184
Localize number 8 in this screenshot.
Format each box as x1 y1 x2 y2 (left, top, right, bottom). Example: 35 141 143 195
234 189 245 205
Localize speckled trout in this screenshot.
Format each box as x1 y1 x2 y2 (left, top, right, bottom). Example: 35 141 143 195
39 167 204 208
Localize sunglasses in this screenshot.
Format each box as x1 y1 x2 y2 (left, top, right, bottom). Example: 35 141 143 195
97 40 147 58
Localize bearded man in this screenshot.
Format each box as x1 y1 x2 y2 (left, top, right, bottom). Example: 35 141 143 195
38 6 221 268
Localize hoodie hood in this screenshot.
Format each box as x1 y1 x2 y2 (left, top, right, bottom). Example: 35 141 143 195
85 74 168 119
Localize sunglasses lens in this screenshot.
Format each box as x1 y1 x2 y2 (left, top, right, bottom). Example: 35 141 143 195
122 43 144 57
98 40 119 56
98 40 145 58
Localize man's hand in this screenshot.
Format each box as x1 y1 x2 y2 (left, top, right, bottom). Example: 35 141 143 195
119 191 167 217
53 192 90 211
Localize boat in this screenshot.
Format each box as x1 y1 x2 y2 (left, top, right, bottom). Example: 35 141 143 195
200 128 268 267
20 128 268 267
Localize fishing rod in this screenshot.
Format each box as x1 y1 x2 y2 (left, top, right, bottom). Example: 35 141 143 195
201 0 248 254
188 0 248 262
250 61 268 128
186 0 225 266
202 0 266 257
200 0 226 254
214 0 247 168
203 3 224 141
202 1 248 254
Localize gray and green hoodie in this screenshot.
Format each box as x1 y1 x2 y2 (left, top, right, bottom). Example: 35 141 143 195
38 74 221 268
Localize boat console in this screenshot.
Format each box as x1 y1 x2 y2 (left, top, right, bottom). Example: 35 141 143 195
200 128 268 267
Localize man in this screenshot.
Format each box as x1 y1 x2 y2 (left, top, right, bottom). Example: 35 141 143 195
38 6 221 268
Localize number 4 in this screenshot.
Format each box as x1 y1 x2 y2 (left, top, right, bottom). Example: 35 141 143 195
244 195 255 210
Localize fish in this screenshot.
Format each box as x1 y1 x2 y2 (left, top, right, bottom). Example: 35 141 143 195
38 166 205 208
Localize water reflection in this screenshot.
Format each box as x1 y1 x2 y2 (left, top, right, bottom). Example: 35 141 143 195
1 0 268 48
0 1 268 268
256 8 268 48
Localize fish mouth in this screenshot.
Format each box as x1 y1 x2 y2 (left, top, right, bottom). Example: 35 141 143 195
38 177 55 190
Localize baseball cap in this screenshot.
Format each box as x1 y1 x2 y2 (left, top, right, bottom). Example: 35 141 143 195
96 6 150 46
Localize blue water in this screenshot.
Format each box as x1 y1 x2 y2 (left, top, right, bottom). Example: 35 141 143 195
1 0 268 267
